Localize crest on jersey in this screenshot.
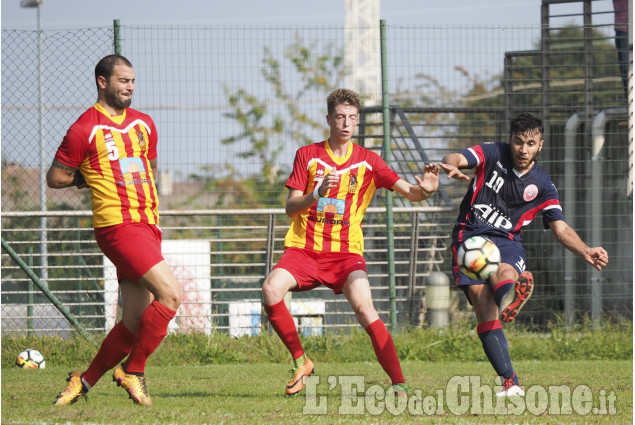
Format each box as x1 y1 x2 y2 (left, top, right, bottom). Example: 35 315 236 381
348 174 357 194
136 131 146 150
523 184 538 202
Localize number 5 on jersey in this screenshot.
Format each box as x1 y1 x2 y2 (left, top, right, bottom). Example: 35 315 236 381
105 139 120 160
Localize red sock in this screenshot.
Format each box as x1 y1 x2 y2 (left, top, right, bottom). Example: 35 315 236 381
264 300 304 360
365 319 405 384
123 300 176 374
81 322 135 387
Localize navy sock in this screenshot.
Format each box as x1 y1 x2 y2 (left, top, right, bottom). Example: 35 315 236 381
493 279 514 307
477 320 518 384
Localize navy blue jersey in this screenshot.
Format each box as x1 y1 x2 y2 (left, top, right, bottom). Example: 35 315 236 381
452 142 565 244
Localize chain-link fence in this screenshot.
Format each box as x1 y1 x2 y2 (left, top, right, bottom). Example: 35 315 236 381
2 0 632 337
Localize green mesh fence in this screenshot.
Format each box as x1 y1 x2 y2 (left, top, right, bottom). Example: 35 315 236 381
1 7 631 337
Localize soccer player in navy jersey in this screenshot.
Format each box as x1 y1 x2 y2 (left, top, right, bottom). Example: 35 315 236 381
439 113 608 397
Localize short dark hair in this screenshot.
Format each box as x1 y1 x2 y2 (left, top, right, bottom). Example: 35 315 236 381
510 113 544 138
327 89 361 116
94 55 133 87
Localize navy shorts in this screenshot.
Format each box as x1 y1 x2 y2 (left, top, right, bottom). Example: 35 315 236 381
451 235 527 288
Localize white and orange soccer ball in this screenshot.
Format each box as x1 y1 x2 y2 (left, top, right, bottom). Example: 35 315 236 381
457 236 501 280
16 349 46 369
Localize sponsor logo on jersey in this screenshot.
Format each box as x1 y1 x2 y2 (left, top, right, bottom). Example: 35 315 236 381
308 215 350 226
317 197 345 215
310 197 349 226
119 157 145 174
472 204 513 230
117 177 149 186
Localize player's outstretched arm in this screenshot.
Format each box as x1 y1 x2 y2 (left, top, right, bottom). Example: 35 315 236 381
439 152 471 181
415 163 440 195
548 220 609 271
393 163 439 201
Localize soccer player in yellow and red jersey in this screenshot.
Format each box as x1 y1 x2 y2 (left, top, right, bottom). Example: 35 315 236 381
262 88 440 396
48 55 181 406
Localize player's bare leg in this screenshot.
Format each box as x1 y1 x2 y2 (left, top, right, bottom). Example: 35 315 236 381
342 271 407 395
262 268 297 306
262 269 313 395
120 278 154 333
138 260 181 311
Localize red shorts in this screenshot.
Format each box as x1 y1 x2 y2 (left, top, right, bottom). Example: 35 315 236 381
274 247 367 294
94 222 164 282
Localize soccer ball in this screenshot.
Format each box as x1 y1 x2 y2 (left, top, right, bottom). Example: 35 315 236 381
16 349 46 369
457 236 501 280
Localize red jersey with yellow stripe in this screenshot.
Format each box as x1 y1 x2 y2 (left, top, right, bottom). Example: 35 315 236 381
54 103 159 228
284 140 400 255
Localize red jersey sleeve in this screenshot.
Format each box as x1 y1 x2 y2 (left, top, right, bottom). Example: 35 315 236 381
145 115 158 161
285 147 309 192
370 151 400 189
54 123 90 169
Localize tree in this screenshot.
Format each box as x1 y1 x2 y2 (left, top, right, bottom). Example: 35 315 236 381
221 35 347 183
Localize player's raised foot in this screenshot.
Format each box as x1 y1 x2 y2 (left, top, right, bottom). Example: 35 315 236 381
286 355 314 395
391 383 410 397
112 364 153 406
495 373 525 397
53 371 88 405
500 271 534 323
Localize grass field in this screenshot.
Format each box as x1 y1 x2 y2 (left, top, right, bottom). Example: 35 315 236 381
2 360 632 424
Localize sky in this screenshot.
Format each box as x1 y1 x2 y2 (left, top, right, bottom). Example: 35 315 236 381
1 0 618 175
1 0 615 29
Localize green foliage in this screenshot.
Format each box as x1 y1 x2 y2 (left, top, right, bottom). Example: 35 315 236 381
2 320 630 369
221 35 346 185
510 319 634 361
221 87 284 183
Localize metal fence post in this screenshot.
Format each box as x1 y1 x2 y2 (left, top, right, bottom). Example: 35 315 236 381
27 246 34 334
380 19 397 332
113 19 121 54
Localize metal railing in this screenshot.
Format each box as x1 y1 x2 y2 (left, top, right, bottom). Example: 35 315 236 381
1 206 455 337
